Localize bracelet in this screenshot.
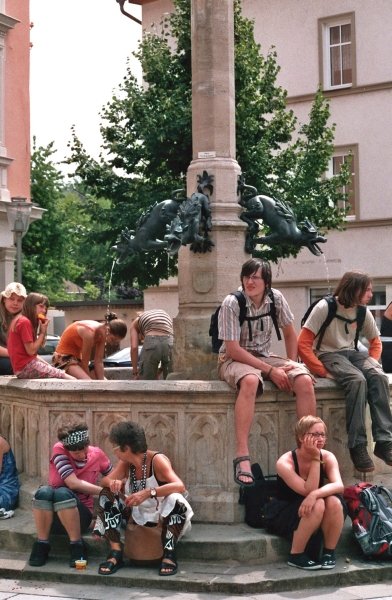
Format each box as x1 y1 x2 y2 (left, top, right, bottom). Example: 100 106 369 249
312 458 325 464
267 366 274 378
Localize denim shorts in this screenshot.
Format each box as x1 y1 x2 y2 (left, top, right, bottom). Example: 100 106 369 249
33 485 92 534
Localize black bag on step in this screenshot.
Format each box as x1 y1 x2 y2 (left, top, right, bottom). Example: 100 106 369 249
238 463 278 528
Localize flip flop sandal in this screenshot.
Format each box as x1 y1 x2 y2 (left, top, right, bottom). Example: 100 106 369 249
159 550 178 576
98 549 124 575
233 455 255 487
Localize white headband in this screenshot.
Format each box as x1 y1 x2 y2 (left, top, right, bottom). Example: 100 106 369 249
63 429 89 448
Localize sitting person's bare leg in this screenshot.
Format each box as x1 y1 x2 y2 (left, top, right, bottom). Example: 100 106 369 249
233 374 259 485
66 364 92 380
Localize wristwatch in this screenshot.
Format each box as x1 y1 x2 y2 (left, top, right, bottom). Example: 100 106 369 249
150 487 157 499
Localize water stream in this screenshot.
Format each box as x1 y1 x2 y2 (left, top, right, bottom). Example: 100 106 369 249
106 258 117 318
104 258 118 359
321 253 332 293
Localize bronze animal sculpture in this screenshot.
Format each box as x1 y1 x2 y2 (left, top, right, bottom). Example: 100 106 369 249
113 190 185 258
238 182 327 256
165 191 214 255
114 172 215 259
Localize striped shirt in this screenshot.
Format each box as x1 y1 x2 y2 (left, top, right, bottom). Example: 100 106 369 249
53 453 76 480
49 442 113 511
218 288 293 357
138 310 173 336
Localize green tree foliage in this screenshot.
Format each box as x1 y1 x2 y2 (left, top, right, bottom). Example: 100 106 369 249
56 183 119 298
22 139 83 300
67 0 350 280
24 140 123 301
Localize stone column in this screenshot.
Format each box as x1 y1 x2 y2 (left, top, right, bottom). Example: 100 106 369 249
171 0 247 380
0 247 16 289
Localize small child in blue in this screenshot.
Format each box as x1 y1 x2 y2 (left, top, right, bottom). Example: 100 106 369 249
0 433 20 516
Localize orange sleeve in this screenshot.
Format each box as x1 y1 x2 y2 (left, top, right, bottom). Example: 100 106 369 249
369 336 382 361
298 328 328 377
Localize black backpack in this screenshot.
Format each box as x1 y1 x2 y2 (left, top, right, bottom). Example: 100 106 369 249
209 289 281 353
301 294 366 351
238 463 278 528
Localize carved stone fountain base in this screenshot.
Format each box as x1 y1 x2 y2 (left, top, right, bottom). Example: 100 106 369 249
1 376 390 523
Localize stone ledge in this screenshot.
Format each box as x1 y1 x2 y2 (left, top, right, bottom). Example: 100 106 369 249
1 373 389 393
0 373 364 394
0 375 238 394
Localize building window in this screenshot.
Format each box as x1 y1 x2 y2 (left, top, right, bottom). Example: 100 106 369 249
319 13 356 90
368 288 386 330
310 288 331 305
327 145 358 220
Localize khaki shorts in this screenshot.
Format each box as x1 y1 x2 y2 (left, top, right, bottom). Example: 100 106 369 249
218 354 313 391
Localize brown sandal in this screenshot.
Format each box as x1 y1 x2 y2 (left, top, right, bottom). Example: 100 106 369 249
233 455 255 487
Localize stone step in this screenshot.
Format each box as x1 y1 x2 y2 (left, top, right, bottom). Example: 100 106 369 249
0 506 362 565
1 508 287 563
0 547 391 596
5 479 365 564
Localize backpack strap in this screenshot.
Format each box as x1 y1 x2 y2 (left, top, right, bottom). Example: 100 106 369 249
230 291 247 326
232 290 282 343
267 289 282 341
315 296 337 350
354 305 367 351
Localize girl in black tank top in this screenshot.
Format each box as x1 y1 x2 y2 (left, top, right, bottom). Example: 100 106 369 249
263 416 346 571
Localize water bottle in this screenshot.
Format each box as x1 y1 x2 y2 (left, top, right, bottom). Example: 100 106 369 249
353 518 367 536
352 518 372 554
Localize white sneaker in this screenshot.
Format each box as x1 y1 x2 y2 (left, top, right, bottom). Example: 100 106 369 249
0 508 14 519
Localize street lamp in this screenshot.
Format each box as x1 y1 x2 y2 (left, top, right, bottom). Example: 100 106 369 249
6 197 32 283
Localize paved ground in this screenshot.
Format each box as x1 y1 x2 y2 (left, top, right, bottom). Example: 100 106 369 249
2 578 392 599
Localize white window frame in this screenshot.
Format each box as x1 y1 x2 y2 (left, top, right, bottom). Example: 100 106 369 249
0 12 19 200
319 13 356 91
326 145 358 221
367 287 386 330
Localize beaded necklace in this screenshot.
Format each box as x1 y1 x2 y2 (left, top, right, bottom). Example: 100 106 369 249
129 451 147 493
